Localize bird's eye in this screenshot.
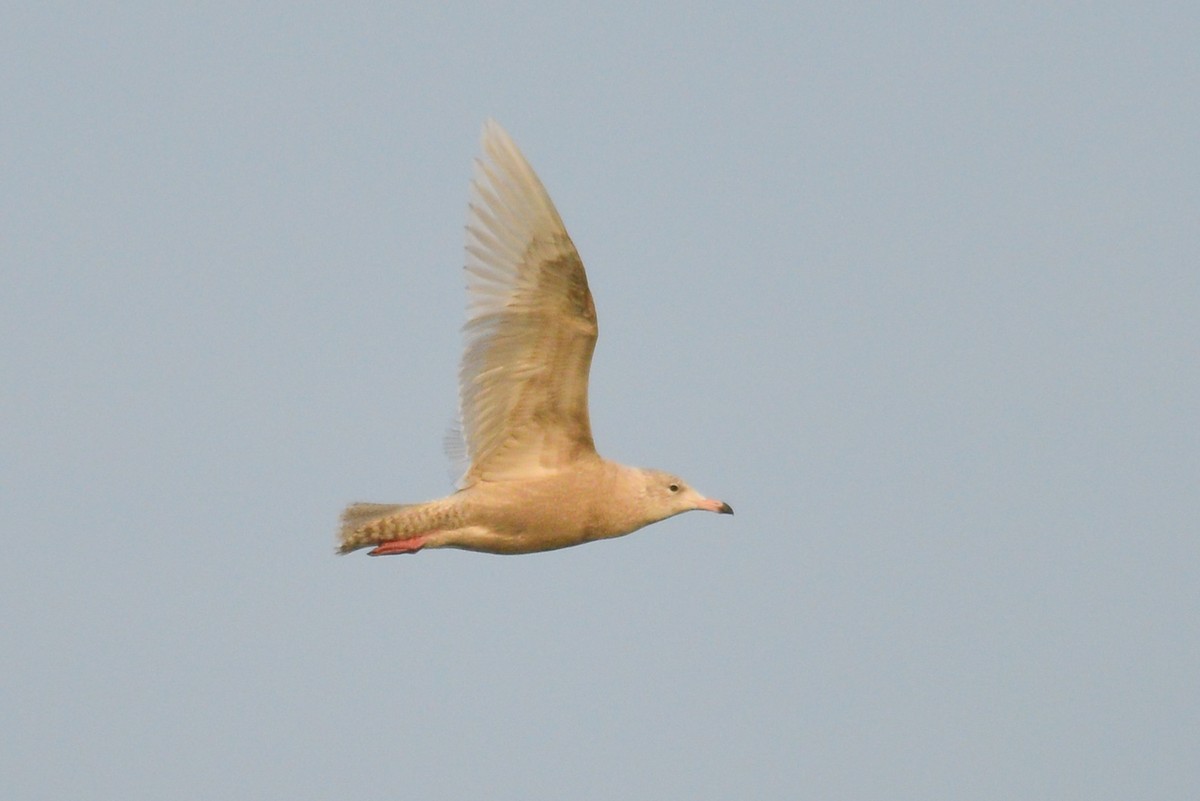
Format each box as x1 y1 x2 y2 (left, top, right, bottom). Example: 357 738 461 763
668 483 680 493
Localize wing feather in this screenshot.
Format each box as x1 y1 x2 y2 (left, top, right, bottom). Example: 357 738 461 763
457 120 599 484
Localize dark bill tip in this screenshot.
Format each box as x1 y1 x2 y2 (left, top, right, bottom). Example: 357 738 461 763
718 502 734 515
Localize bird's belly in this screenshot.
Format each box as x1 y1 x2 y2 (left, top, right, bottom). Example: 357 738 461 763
437 525 590 555
448 478 637 554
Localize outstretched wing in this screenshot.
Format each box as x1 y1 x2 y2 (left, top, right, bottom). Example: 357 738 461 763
457 120 599 485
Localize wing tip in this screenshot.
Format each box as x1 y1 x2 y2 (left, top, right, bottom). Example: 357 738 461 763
468 119 567 251
481 118 513 151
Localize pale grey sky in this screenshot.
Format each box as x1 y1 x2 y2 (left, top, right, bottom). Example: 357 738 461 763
3 4 1198 799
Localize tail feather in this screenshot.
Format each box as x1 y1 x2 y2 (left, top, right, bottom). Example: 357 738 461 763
338 502 412 554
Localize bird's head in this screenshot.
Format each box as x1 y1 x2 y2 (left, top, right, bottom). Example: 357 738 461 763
637 468 734 523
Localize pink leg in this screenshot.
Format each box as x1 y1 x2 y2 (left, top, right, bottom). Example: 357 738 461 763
368 535 428 556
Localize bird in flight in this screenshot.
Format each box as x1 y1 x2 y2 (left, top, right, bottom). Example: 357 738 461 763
339 120 732 556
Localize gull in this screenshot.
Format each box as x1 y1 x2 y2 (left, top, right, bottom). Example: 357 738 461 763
339 121 732 556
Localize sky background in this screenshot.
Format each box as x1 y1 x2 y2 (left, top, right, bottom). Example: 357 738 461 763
3 4 1198 799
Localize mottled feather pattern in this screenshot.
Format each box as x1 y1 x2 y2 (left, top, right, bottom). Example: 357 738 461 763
460 125 599 483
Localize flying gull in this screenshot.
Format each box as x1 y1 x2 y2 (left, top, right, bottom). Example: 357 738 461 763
339 121 732 556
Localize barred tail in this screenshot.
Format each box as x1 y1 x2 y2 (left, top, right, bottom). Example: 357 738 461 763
337 502 414 554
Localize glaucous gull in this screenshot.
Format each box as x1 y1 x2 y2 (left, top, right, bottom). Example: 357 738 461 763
339 120 732 556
